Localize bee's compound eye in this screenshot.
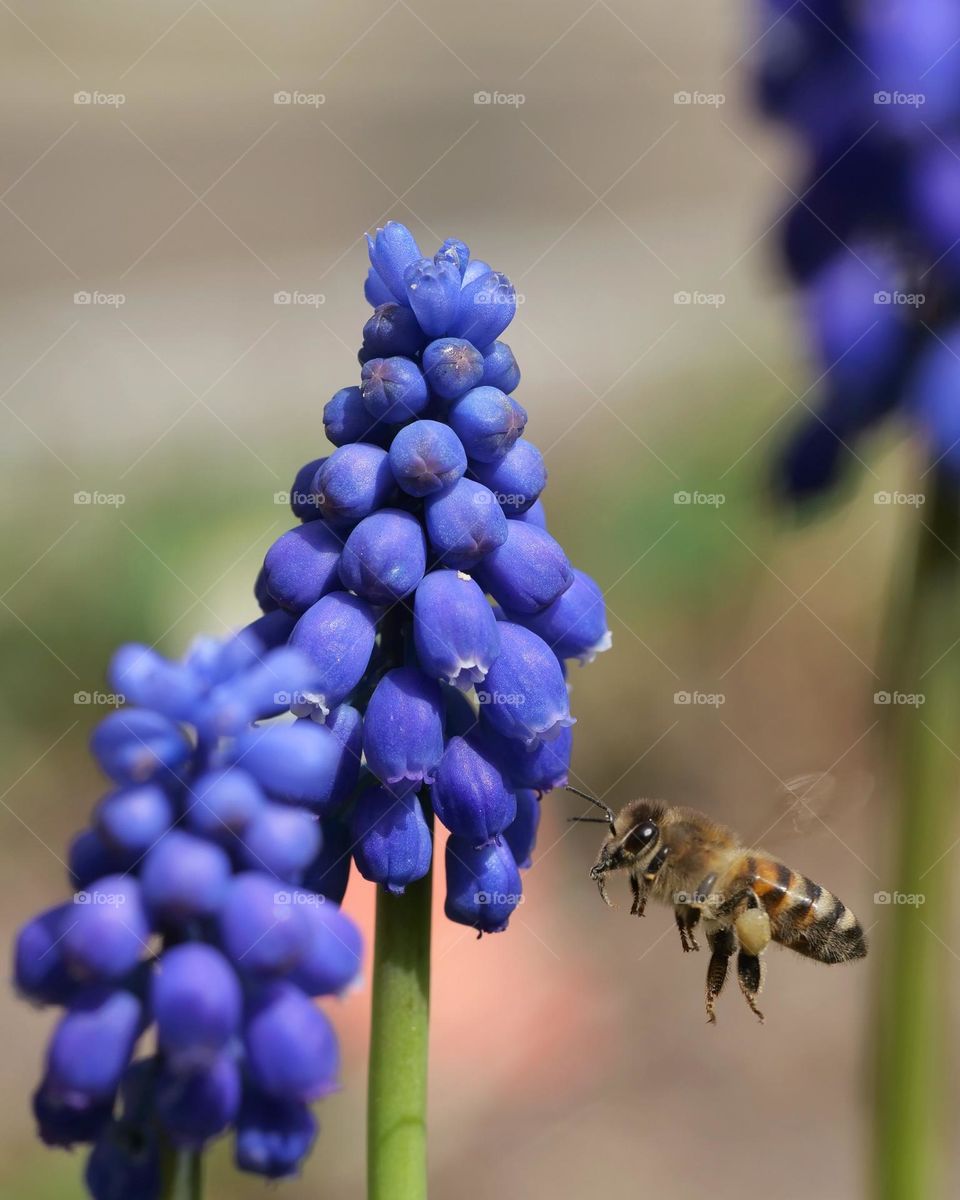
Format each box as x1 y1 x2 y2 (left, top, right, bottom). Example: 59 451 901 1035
626 820 659 853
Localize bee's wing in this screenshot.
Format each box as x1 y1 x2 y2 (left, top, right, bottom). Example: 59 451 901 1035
750 770 874 844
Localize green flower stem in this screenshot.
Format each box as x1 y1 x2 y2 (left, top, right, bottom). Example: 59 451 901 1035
160 1143 202 1200
367 818 433 1200
872 469 960 1200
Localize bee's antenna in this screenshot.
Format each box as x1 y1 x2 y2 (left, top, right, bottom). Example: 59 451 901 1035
567 816 610 824
564 786 615 826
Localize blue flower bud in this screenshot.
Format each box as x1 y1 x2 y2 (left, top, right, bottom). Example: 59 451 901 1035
313 445 396 527
90 709 191 786
389 419 467 496
219 872 309 977
511 567 611 663
33 1079 112 1146
231 718 349 808
339 508 427 603
438 237 470 275
152 943 242 1073
478 622 574 747
323 386 389 448
69 827 129 889
360 302 425 361
448 386 527 462
444 837 522 933
85 1119 161 1200
62 876 150 982
303 812 353 903
474 522 573 613
360 356 430 423
235 1086 317 1178
289 456 326 520
452 270 517 346
244 981 340 1101
367 221 422 304
240 609 298 652
462 258 491 285
95 783 174 857
46 988 142 1103
140 831 232 923
469 438 546 514
288 893 363 996
503 789 541 869
489 722 572 792
512 497 547 529
424 478 508 568
107 647 199 724
156 1053 240 1148
262 523 342 614
480 340 520 393
421 337 485 401
413 569 500 688
403 254 462 336
15 905 82 1005
351 787 432 894
364 267 394 308
289 592 378 713
431 736 516 845
239 804 321 883
363 668 444 795
186 767 265 842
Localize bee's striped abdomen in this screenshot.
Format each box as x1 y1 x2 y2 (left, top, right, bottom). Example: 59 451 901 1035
748 856 867 963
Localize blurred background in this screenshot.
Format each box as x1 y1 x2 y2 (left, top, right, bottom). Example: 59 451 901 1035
2 2 955 1197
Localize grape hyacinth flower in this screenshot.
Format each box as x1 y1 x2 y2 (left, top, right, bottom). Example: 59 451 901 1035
14 632 362 1193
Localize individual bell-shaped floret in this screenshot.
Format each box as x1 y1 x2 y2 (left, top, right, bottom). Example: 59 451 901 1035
421 337 484 401
509 567 611 663
94 783 174 858
61 875 150 982
444 837 522 933
362 668 444 796
448 386 527 462
323 386 390 448
451 270 517 346
289 592 378 715
360 356 429 424
15 905 82 1006
90 710 191 786
360 302 425 361
235 1085 317 1179
261 523 342 615
46 987 142 1104
350 787 432 894
313 445 396 527
244 981 340 1102
469 438 546 515
480 340 520 393
230 717 353 809
107 646 199 724
33 1078 113 1147
431 735 517 846
139 831 232 924
389 419 467 496
156 1054 241 1148
288 893 363 996
185 767 265 843
403 254 462 336
238 804 321 883
413 569 499 689
367 221 423 304
218 872 309 977
152 942 242 1073
338 508 427 603
489 722 572 792
478 622 574 747
473 522 573 613
424 478 508 569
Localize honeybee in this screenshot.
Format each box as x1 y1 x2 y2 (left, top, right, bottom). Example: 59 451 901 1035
568 788 868 1023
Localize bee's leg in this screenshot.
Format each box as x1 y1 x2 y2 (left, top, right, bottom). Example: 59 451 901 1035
674 905 701 952
629 872 648 917
736 950 765 1023
704 925 735 1024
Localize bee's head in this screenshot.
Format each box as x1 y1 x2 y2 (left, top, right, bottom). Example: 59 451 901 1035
566 790 665 906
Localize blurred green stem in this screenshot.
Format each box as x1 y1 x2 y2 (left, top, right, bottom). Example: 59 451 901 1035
367 831 433 1200
873 469 959 1200
160 1144 202 1200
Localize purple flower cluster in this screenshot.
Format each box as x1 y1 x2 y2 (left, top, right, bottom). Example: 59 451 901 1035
258 221 611 933
14 628 362 1195
753 1 960 496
